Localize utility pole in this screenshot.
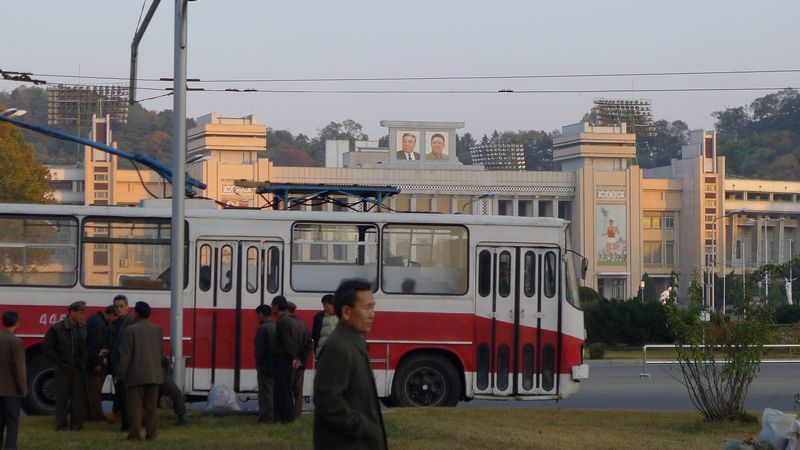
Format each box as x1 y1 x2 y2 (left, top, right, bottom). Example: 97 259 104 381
169 0 188 391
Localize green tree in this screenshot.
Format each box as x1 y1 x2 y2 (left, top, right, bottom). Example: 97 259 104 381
636 120 689 168
665 271 773 421
0 109 53 203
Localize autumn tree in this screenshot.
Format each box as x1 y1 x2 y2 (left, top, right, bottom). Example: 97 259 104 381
0 110 53 203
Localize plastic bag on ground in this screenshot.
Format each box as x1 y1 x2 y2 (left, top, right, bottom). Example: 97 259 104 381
204 384 241 413
759 408 800 450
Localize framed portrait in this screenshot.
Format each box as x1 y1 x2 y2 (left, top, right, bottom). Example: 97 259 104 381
424 132 449 161
396 131 420 161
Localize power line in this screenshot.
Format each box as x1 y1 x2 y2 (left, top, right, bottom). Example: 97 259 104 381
23 68 800 84
184 86 796 94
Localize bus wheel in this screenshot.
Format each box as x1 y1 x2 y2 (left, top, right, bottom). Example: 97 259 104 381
23 353 57 415
391 354 460 407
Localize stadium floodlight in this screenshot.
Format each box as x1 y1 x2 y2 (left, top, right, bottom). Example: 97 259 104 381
593 98 656 138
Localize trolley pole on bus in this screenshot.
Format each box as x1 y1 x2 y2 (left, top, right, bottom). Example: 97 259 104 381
169 0 188 391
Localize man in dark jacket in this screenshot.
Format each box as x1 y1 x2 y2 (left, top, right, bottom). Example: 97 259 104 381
287 302 311 419
271 296 298 423
84 305 117 422
313 279 387 450
254 304 275 424
42 301 87 431
116 301 164 441
110 294 132 430
0 311 26 450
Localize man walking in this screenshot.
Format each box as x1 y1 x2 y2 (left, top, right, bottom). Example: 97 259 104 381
110 294 133 430
43 301 87 431
254 304 275 424
271 296 297 423
158 356 187 426
116 301 164 441
311 294 338 360
84 304 117 422
287 302 311 419
313 279 387 449
0 311 26 450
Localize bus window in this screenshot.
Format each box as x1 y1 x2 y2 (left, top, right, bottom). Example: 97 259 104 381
246 246 258 294
478 250 491 297
0 215 78 287
198 244 212 292
543 251 557 298
497 344 510 391
498 251 511 298
381 224 468 295
266 246 280 294
220 245 232 293
292 223 378 292
522 343 535 390
523 251 536 297
542 344 555 391
82 218 179 289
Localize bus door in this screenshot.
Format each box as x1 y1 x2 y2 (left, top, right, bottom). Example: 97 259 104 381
474 246 517 396
516 248 560 396
192 240 283 392
474 246 560 397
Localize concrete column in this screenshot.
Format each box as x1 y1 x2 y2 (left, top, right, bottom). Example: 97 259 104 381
533 198 540 217
512 195 519 216
450 196 458 214
779 219 786 263
409 195 417 212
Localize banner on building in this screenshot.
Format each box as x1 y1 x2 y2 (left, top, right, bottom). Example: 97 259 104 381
596 204 627 266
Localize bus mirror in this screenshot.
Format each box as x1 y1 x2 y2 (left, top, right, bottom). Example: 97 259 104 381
581 259 588 281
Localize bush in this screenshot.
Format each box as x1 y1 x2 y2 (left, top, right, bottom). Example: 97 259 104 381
584 298 673 346
588 343 606 360
579 286 601 304
775 304 800 324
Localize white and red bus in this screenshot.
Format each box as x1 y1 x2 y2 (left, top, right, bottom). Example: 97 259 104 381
0 200 588 414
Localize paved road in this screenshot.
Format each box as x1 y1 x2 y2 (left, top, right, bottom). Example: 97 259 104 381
461 362 800 411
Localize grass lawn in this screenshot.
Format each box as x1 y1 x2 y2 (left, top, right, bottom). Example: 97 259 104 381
17 408 760 449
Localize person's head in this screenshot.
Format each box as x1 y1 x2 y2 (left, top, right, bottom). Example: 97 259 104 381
113 295 129 317
255 304 272 323
609 219 614 226
287 302 297 314
401 278 416 294
271 296 288 314
103 304 119 322
334 279 375 333
401 133 417 154
430 133 445 156
68 301 86 324
133 301 151 320
321 294 335 315
2 311 19 331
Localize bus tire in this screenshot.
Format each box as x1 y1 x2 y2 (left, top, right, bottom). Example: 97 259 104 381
23 353 57 415
391 354 460 407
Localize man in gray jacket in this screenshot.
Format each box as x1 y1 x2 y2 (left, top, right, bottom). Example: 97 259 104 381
43 301 87 431
313 279 387 450
116 301 164 441
0 311 26 450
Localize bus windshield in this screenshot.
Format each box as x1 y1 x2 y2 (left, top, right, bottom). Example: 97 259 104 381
565 227 582 308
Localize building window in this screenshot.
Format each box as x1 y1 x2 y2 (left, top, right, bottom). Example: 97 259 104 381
94 191 108 200
94 173 109 182
518 200 533 217
705 184 716 192
665 240 676 265
643 213 661 229
644 241 662 266
498 199 513 216
558 201 572 220
664 214 675 229
735 240 743 260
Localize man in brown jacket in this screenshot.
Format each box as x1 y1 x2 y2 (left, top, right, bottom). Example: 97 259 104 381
0 311 27 450
116 301 164 441
43 301 87 431
313 279 387 450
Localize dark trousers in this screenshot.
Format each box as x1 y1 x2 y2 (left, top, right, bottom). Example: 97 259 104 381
84 373 104 422
114 380 129 429
290 368 305 419
0 397 21 450
126 384 159 441
256 369 274 423
158 377 186 419
55 366 84 430
272 360 294 423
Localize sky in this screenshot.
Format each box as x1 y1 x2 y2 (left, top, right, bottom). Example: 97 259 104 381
2 0 799 139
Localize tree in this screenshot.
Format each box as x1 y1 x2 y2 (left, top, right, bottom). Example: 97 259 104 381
665 271 773 421
455 132 475 164
636 120 689 168
0 110 53 203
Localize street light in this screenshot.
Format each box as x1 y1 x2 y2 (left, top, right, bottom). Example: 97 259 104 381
0 108 27 118
460 192 498 214
639 280 646 302
708 208 746 312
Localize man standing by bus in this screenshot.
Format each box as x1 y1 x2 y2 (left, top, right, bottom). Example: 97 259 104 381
116 301 164 442
271 296 298 423
311 294 338 361
254 304 275 424
287 302 311 419
84 305 117 422
43 301 87 431
0 311 26 450
110 295 132 431
313 279 387 450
